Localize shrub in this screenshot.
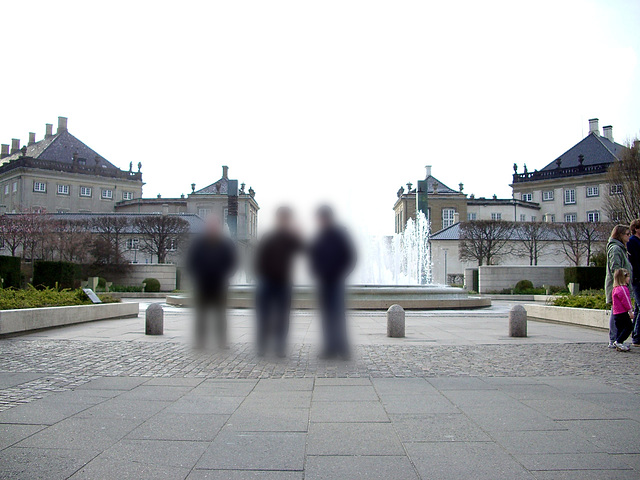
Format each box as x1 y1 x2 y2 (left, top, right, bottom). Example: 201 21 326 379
0 286 120 310
97 277 107 289
564 267 606 290
551 290 607 310
0 255 21 289
109 284 144 293
514 280 534 293
143 278 161 292
33 261 81 290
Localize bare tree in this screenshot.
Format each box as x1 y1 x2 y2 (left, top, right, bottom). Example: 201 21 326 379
553 223 586 266
91 216 131 265
17 213 46 261
0 215 25 257
135 215 190 264
514 221 552 265
459 220 516 266
50 219 91 263
578 222 608 266
604 138 640 224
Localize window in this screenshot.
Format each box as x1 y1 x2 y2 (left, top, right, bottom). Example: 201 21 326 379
12 182 17 192
467 212 477 221
57 184 69 195
611 211 623 222
542 190 554 201
101 189 113 199
126 238 139 250
587 211 600 223
122 191 133 201
545 214 555 223
491 212 502 220
56 209 69 214
565 213 577 223
610 184 623 195
198 208 211 218
442 208 456 228
33 181 46 193
586 186 599 197
167 239 178 251
520 214 526 222
79 186 92 197
564 188 575 204
3 185 8 195
224 208 229 225
531 216 537 222
522 193 532 202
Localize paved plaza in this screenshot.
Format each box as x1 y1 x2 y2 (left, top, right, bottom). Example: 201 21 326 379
0 300 639 479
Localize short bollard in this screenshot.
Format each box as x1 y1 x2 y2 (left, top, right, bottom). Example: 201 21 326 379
146 303 164 335
509 304 527 337
387 304 405 338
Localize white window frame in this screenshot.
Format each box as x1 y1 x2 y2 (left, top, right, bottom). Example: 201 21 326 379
442 208 456 228
101 189 113 200
491 212 502 221
122 191 134 201
610 184 623 195
467 212 477 221
565 213 577 223
522 193 532 202
198 208 211 218
520 214 526 222
3 185 8 195
587 211 600 223
531 216 537 222
79 186 92 197
542 190 554 201
167 239 178 251
12 182 17 193
586 186 599 197
57 184 69 195
33 181 46 193
564 188 576 205
126 238 139 250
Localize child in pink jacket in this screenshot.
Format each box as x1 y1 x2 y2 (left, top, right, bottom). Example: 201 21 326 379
612 268 634 351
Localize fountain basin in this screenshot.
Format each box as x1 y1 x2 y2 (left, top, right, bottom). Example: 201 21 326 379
166 285 490 310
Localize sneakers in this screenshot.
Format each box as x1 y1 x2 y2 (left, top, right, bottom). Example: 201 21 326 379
614 342 630 352
608 343 616 349
632 343 640 348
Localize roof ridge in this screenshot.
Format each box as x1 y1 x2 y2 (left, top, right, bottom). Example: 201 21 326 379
592 133 621 160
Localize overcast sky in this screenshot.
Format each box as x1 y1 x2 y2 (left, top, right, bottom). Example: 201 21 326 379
1 0 638 235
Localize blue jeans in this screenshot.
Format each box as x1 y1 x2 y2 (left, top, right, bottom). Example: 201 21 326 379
319 282 349 355
256 281 292 353
631 282 640 344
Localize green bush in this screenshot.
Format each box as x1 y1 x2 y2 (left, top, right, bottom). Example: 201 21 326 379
0 286 120 310
551 290 607 310
109 284 144 293
33 261 81 290
143 278 161 292
0 255 21 289
97 277 107 288
514 280 534 293
548 285 569 294
564 267 606 291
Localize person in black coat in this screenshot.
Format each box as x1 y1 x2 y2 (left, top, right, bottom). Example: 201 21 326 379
309 206 356 359
186 215 237 349
254 206 304 357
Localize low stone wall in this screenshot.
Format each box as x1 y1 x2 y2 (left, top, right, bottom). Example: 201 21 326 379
109 264 177 292
0 302 140 336
524 303 609 330
479 266 566 294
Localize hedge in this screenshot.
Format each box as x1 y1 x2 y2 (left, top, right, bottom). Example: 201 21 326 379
143 278 161 292
564 267 606 291
0 255 21 289
33 261 81 290
0 287 120 310
551 290 607 310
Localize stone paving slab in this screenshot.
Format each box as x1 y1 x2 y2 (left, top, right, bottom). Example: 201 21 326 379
305 455 420 480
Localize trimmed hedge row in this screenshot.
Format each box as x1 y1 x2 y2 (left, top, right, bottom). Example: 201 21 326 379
0 255 21 289
0 287 120 310
33 261 82 290
564 267 606 291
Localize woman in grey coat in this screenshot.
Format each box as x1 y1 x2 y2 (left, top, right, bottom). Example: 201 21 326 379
605 224 633 347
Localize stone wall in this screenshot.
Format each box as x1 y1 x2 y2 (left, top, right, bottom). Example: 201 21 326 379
478 265 566 293
110 264 177 291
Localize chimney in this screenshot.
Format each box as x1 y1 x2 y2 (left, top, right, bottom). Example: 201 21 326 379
602 125 613 142
222 165 229 179
57 116 68 134
588 118 599 136
45 123 53 138
162 203 169 215
1 144 9 159
28 132 36 145
425 165 432 177
453 212 460 224
10 139 20 154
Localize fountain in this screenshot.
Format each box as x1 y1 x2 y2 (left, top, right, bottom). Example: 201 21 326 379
167 212 490 310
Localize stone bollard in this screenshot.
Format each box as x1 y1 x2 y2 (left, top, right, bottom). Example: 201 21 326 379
387 304 405 338
509 304 527 337
145 303 164 335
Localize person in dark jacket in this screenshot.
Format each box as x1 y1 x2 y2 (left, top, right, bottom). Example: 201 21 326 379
254 206 304 357
605 224 633 348
309 206 356 360
187 215 237 349
628 219 640 346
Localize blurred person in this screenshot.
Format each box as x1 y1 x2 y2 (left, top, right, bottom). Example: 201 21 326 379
605 224 632 349
628 219 640 347
254 206 303 357
309 205 356 360
611 268 634 351
186 214 237 349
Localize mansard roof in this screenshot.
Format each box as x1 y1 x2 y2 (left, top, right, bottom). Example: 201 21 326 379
194 176 229 195
540 132 626 171
1 130 119 170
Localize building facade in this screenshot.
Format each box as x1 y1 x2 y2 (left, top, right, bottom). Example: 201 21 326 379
511 118 627 223
0 117 143 214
